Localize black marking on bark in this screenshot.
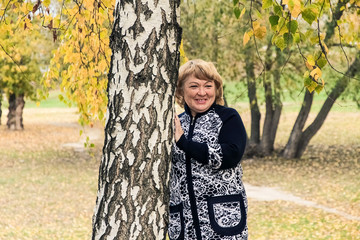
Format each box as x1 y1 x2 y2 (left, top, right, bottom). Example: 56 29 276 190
131 66 153 89
93 1 182 239
151 68 167 106
119 0 133 9
128 0 146 39
134 43 144 66
154 0 159 7
141 2 153 20
143 28 158 65
135 91 149 112
125 71 134 89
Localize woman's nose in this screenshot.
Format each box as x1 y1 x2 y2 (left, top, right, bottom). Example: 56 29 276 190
197 87 206 96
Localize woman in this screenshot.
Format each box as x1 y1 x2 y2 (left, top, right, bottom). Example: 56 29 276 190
169 59 248 240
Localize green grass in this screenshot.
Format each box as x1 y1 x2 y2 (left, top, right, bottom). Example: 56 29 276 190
248 200 360 240
1 90 74 109
0 149 99 240
0 104 359 239
224 81 359 113
243 145 360 217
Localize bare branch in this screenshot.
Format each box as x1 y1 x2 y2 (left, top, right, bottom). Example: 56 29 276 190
327 43 355 48
317 19 359 81
296 43 307 62
0 0 13 24
249 0 265 75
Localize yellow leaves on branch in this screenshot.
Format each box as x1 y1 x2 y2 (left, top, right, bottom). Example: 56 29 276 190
180 40 189 65
304 54 325 94
243 31 251 46
1 0 113 124
310 67 322 81
43 0 114 125
283 0 301 18
243 21 266 46
253 21 267 39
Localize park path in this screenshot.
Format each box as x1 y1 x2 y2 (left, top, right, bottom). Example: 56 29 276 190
56 117 360 222
244 183 360 221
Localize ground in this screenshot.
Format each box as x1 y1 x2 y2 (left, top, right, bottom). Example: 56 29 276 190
0 106 359 239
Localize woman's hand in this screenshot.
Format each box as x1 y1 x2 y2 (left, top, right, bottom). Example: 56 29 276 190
174 114 184 142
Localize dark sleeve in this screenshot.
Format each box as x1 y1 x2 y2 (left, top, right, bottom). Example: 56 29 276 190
175 134 209 164
217 111 247 169
176 109 247 170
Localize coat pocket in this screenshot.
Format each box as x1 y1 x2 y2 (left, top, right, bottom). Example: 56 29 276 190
169 203 184 240
207 194 246 236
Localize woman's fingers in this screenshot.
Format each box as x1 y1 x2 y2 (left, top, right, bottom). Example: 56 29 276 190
174 114 183 142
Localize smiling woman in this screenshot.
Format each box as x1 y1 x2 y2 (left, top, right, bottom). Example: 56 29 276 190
170 59 248 240
183 77 215 116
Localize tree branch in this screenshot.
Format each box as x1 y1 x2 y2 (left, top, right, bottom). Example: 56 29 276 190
0 0 13 24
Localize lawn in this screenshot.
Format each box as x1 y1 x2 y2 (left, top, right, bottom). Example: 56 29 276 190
0 97 359 239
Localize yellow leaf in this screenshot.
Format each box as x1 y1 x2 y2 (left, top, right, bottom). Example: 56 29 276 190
252 21 260 30
180 40 188 65
310 67 322 81
279 25 289 35
254 26 267 39
240 8 246 18
243 32 251 46
307 55 315 66
290 0 301 18
307 81 317 93
305 61 313 70
321 41 329 53
26 3 33 11
43 0 51 7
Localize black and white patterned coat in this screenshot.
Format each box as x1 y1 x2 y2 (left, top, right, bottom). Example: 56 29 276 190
169 103 248 240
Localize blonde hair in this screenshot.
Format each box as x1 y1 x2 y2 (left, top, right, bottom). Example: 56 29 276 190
175 59 224 107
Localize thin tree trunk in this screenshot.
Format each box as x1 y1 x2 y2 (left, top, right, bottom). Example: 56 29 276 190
282 0 354 159
245 48 260 149
269 48 284 149
282 90 313 158
260 75 273 155
7 93 25 130
269 62 282 150
324 0 348 43
260 43 275 155
292 52 360 158
92 1 181 239
260 44 283 155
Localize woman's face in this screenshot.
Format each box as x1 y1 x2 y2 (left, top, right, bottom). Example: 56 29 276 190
183 75 216 117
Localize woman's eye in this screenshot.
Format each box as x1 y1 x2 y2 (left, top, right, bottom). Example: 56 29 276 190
190 86 197 88
205 85 213 88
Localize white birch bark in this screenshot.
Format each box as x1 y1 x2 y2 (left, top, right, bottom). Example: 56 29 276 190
92 0 181 239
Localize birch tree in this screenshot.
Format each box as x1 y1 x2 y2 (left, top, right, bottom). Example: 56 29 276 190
91 1 182 239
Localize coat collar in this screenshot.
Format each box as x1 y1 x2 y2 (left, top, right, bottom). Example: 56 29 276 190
184 101 217 118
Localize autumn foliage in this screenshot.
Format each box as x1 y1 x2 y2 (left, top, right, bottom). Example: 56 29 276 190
234 0 360 93
1 0 359 127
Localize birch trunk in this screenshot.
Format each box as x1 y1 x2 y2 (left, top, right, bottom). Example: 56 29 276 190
92 1 181 239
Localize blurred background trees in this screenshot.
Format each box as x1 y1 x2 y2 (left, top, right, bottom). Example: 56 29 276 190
181 0 360 159
1 0 359 158
0 6 54 129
